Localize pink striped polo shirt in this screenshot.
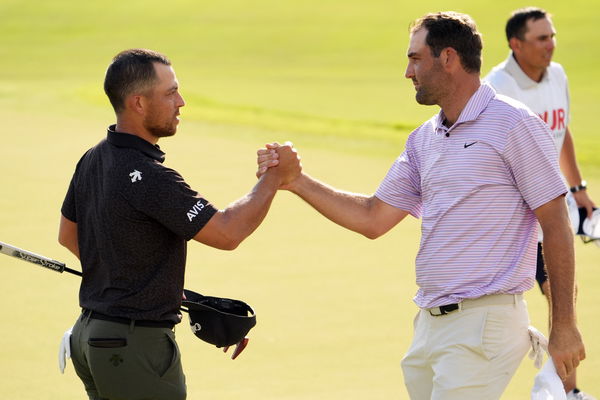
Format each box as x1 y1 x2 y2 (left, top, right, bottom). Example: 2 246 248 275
375 83 566 308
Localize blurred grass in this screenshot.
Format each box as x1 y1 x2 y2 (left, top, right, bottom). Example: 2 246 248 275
0 0 599 399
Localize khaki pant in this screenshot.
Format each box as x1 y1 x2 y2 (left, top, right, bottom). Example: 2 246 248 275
70 313 186 400
401 295 530 400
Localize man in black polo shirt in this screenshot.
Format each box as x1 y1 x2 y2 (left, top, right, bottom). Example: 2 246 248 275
58 48 300 400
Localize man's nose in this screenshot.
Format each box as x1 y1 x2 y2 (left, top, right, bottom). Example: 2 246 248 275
405 64 414 79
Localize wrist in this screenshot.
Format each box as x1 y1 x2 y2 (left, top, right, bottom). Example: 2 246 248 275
259 169 283 189
284 172 307 193
569 179 587 193
569 180 587 193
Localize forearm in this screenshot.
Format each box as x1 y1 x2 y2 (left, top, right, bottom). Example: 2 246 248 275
288 173 382 238
58 215 80 259
219 172 279 245
535 196 585 379
559 128 582 187
542 216 576 326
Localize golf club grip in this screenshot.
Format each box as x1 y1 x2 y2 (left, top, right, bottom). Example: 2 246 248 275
0 243 191 306
0 241 82 276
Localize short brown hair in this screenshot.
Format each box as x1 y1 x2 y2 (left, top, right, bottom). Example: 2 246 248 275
410 12 483 74
505 7 549 42
104 49 171 113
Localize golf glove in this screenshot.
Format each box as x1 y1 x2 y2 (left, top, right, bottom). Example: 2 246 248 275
58 327 73 374
528 325 548 369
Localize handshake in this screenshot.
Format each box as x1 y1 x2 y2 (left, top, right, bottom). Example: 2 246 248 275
255 142 303 190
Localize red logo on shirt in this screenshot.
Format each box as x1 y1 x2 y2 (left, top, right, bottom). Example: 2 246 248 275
538 108 565 131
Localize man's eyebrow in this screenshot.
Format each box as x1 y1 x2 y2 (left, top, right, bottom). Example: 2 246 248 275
407 51 417 58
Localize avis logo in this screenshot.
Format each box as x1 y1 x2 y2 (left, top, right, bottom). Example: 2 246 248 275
187 200 206 221
129 170 142 183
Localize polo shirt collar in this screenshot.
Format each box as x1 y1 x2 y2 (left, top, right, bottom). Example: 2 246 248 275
107 125 166 163
504 52 549 89
433 83 495 134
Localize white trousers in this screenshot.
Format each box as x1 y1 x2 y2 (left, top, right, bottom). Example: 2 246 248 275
401 295 531 400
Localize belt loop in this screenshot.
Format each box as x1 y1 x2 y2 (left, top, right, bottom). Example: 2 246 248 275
129 320 135 333
458 301 463 312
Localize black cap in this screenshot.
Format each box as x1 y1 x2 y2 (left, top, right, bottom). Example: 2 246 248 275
181 289 257 348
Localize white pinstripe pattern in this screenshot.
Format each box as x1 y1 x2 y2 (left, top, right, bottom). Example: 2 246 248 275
375 84 566 308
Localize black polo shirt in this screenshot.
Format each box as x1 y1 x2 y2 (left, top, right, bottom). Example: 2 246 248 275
61 126 217 323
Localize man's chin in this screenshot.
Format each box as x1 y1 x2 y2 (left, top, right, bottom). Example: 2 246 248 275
415 94 436 106
148 126 177 138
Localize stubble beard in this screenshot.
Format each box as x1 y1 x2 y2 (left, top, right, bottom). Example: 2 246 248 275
415 86 438 106
414 61 447 106
144 115 178 138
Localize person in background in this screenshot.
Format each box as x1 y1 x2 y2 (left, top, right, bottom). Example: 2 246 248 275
485 8 596 399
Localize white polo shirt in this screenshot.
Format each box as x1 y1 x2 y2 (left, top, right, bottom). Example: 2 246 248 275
375 84 566 308
485 53 570 153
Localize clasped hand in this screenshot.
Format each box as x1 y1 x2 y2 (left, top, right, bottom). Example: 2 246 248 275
256 142 302 188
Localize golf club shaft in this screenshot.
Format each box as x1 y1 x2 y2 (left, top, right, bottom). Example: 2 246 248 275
0 240 193 313
0 241 82 276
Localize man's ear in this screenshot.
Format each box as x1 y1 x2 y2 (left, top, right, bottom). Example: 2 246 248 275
125 94 145 116
440 47 459 71
509 37 521 53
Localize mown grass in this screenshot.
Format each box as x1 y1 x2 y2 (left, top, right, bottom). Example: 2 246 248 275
0 1 599 399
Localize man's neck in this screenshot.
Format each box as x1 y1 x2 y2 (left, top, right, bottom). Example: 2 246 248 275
512 53 545 83
439 76 481 127
115 119 158 145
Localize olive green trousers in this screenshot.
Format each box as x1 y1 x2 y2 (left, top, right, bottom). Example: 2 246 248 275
70 313 186 400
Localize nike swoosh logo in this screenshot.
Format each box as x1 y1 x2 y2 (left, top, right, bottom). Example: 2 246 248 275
464 141 477 148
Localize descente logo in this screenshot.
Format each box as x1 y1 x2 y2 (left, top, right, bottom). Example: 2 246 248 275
187 200 206 222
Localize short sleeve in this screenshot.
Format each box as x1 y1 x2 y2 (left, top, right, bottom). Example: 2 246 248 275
375 148 423 218
503 115 567 210
125 164 218 240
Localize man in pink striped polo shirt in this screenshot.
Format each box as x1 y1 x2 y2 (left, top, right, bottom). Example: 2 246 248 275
257 11 585 399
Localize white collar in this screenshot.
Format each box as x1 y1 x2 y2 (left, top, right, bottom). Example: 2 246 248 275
504 52 549 89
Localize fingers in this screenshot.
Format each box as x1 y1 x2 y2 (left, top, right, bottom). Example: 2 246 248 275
265 142 281 149
256 142 297 179
231 337 249 360
573 191 596 220
548 326 586 381
222 338 249 360
256 147 280 178
552 354 573 381
585 205 594 221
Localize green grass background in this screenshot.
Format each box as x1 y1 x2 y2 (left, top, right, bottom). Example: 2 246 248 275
1 0 599 398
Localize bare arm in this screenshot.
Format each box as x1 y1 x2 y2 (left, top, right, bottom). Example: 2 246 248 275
560 127 595 216
285 173 408 239
193 172 280 250
194 145 301 250
534 195 585 379
58 215 80 259
257 144 408 238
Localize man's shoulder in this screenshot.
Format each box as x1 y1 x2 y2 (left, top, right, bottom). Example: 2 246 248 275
547 61 568 81
488 92 533 116
483 92 538 132
484 62 519 95
407 115 437 140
